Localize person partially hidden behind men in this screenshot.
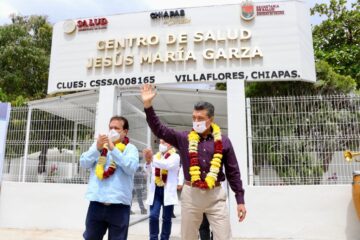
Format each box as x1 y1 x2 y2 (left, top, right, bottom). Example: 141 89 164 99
80 116 139 240
143 139 180 240
141 84 246 240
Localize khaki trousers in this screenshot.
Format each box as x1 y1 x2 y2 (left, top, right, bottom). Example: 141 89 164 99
181 185 231 240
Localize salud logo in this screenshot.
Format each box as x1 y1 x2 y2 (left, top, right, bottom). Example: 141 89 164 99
241 0 256 21
63 20 77 34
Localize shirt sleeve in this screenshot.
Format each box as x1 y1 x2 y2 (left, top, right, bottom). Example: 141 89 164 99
152 153 180 171
79 142 100 169
223 137 245 204
178 165 184 185
110 144 139 176
144 162 152 174
144 106 182 149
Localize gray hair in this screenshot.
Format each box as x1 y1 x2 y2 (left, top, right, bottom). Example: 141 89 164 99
194 101 214 118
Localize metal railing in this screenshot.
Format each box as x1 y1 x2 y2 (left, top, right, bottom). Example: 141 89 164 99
248 95 360 186
5 94 360 188
3 104 96 184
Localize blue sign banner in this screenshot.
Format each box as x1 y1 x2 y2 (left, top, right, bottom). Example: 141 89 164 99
0 102 11 184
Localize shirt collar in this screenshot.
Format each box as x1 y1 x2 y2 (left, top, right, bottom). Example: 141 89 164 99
200 126 214 141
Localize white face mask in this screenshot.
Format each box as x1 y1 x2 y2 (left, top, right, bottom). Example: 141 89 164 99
159 143 168 153
108 129 120 142
193 121 207 134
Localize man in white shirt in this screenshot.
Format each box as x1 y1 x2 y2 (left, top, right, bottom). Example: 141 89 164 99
143 139 180 240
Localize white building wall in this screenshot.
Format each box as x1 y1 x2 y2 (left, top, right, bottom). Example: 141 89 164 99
0 181 359 239
0 181 88 229
230 185 360 240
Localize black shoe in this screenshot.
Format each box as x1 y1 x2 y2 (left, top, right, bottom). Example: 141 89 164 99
171 212 176 218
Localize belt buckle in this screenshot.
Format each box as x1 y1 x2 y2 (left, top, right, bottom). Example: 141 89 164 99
103 202 111 206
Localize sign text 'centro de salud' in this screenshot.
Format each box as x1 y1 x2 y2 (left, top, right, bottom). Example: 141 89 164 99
48 0 316 93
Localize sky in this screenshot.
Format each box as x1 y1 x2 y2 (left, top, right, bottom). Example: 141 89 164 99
0 0 353 26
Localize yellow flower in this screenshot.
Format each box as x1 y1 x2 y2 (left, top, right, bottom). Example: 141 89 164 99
189 146 198 151
188 132 200 143
109 161 116 168
155 177 165 186
98 156 107 165
96 141 127 181
95 166 104 180
205 176 216 189
116 142 126 152
210 161 221 168
190 170 201 175
191 175 201 182
190 166 200 171
188 123 223 188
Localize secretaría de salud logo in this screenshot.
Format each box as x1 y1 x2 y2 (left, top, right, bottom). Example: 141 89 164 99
241 0 256 21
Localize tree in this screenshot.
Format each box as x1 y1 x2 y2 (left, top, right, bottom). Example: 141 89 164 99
0 15 52 106
311 0 360 85
245 60 356 97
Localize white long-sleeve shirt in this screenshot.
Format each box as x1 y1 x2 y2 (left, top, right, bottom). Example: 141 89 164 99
144 151 180 206
80 142 139 205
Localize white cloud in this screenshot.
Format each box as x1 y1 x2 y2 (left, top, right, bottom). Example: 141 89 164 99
0 1 18 24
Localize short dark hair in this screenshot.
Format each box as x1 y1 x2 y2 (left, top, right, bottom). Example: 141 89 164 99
194 101 214 118
109 116 129 130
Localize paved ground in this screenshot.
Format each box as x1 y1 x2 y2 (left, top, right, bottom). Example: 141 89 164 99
0 204 277 240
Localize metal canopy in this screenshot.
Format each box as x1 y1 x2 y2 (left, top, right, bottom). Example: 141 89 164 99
28 85 228 131
28 90 99 128
119 85 228 132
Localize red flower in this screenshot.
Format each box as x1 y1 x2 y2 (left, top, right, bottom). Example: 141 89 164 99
123 137 129 145
98 138 129 180
190 158 199 166
193 180 208 189
103 166 115 179
101 148 108 156
164 152 171 159
214 141 223 153
162 174 168 183
155 168 160 176
187 125 223 190
189 152 197 158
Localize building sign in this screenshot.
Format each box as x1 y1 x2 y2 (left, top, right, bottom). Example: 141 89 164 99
0 103 11 185
150 9 186 19
241 1 256 21
48 0 315 93
63 18 108 34
256 4 285 16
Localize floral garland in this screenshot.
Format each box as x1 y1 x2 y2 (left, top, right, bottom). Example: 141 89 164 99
188 123 223 189
95 137 129 180
154 148 176 187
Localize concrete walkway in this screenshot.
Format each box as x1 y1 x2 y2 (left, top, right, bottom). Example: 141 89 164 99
0 228 276 240
0 204 278 240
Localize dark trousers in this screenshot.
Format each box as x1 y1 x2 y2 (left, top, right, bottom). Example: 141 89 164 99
133 189 146 211
83 201 130 240
149 186 174 240
199 213 213 240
